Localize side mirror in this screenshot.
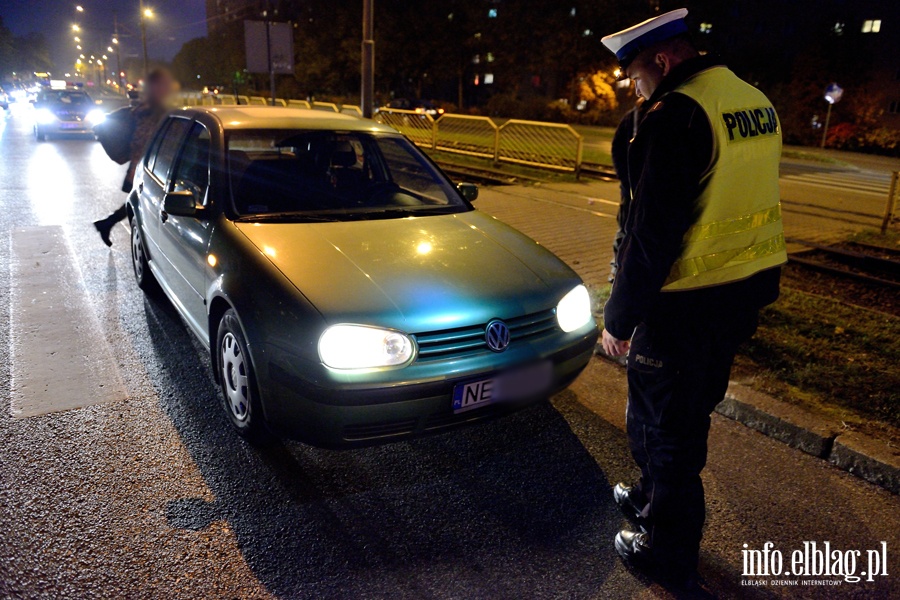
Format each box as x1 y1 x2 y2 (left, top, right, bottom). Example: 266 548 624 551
163 189 200 217
457 182 478 202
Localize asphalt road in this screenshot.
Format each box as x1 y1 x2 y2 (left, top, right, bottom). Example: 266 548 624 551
1 102 898 599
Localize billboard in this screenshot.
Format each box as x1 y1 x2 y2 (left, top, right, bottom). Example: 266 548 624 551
244 21 294 75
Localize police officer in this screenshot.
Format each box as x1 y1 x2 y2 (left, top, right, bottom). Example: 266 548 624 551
599 9 786 585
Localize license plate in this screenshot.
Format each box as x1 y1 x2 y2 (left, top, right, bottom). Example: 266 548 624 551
59 123 82 129
452 361 553 413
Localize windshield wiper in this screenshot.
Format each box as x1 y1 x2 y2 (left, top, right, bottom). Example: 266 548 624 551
235 212 340 223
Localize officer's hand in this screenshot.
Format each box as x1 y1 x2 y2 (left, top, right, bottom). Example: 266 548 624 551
601 329 630 357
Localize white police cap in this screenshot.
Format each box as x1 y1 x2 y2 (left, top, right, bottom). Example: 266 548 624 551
601 8 689 67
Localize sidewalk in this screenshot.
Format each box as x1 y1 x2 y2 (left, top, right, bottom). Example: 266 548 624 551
477 182 900 494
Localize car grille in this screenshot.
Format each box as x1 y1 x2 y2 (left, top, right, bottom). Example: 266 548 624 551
342 405 504 442
413 308 557 362
56 112 84 122
424 404 501 431
343 418 418 441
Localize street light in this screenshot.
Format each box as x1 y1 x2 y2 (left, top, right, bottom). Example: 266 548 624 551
72 24 80 32
76 5 84 11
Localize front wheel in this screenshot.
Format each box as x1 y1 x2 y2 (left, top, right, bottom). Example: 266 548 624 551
217 309 271 443
130 219 159 293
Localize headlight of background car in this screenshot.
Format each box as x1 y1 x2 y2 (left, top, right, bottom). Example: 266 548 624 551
318 325 415 370
86 109 106 125
556 284 593 333
35 108 57 125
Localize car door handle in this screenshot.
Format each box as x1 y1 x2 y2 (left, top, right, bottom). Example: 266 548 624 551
160 211 168 223
138 182 143 193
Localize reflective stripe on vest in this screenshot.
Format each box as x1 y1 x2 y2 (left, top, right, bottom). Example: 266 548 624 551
661 66 787 291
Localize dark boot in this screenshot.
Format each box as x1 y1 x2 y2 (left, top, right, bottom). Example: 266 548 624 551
93 204 128 247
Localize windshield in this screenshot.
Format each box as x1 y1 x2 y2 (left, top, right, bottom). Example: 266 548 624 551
42 91 91 105
227 130 469 221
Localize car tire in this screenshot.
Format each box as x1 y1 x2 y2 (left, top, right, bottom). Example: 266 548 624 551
130 219 159 293
217 309 271 443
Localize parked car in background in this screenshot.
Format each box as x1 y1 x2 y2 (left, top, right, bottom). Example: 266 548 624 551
381 98 445 116
128 106 597 447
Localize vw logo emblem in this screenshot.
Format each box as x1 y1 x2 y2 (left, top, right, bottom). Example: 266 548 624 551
485 320 511 352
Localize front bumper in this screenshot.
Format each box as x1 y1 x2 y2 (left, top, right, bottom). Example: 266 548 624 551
260 326 598 448
37 121 93 135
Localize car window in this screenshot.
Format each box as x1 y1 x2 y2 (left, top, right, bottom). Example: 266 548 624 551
143 120 169 174
151 118 191 183
227 130 468 221
169 122 211 204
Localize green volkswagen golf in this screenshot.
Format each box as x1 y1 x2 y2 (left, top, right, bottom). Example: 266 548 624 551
128 106 597 447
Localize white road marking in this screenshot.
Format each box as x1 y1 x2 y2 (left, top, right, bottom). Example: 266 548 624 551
10 226 127 418
781 170 892 197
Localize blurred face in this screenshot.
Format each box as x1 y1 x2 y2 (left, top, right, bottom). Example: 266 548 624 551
146 74 175 106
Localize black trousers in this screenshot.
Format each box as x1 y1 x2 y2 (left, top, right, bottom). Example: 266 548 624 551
625 309 759 573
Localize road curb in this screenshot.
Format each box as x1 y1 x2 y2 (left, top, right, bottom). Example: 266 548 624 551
714 393 835 459
594 346 899 495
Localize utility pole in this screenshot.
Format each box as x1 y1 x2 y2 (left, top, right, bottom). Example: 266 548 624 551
265 0 275 106
114 12 123 94
139 0 149 76
361 0 374 118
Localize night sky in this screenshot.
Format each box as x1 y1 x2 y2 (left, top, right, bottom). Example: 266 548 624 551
1 0 208 71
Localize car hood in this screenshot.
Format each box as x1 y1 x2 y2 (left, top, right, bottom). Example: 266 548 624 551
234 211 579 333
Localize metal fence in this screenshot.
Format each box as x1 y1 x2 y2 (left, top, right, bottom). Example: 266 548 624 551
498 120 583 173
375 109 584 175
882 171 900 233
311 101 340 113
171 98 582 173
374 109 436 148
435 114 498 159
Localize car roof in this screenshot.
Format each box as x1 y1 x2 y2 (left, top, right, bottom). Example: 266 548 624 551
176 106 398 134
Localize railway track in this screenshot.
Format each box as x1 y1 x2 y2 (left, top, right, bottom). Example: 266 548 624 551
786 239 900 290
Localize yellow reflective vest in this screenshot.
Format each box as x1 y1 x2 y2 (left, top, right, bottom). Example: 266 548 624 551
661 66 787 291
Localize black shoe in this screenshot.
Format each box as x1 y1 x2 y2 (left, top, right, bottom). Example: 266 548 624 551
613 483 647 528
616 529 706 593
94 218 114 247
615 529 653 566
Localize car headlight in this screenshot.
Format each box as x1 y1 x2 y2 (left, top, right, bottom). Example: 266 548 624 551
86 109 106 124
35 108 57 125
318 325 415 370
556 284 593 333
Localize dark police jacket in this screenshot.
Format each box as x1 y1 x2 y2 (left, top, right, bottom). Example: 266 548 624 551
604 55 780 341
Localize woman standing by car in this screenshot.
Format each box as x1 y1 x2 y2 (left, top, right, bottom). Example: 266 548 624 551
93 68 177 247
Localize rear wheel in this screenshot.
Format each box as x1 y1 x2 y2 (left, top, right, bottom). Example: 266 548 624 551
217 309 270 443
130 219 159 293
